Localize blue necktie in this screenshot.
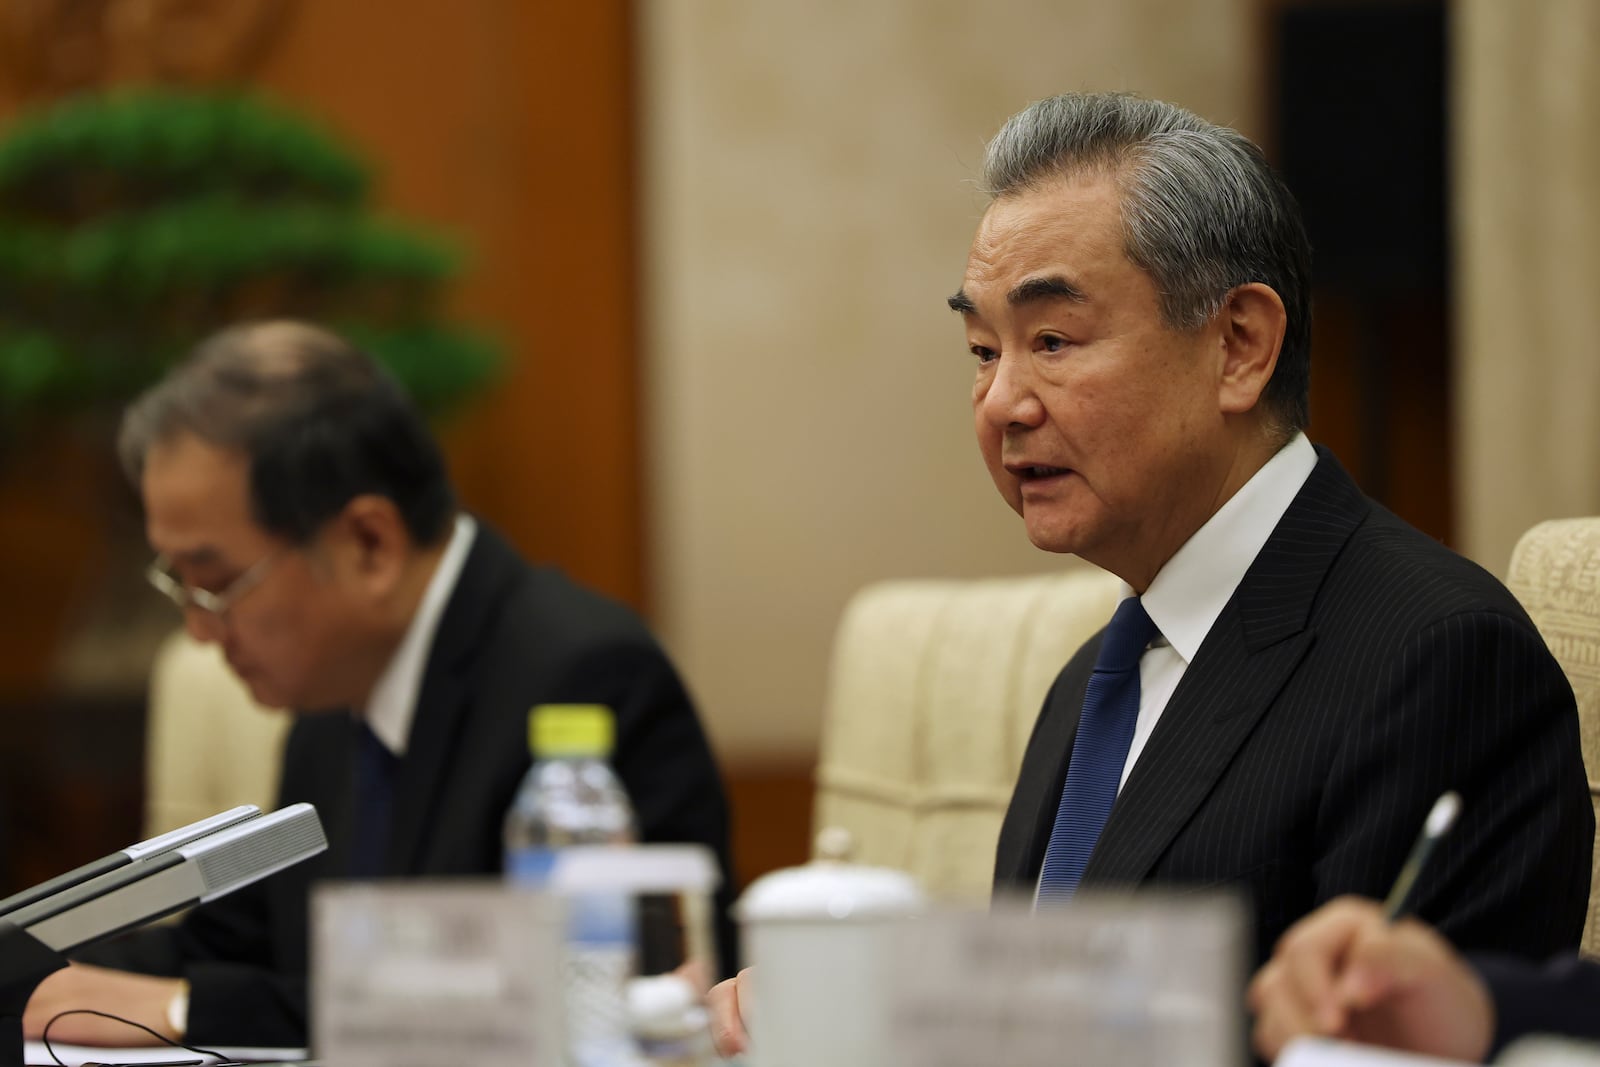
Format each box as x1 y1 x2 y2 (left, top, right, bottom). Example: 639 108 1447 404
1037 596 1157 904
349 721 398 878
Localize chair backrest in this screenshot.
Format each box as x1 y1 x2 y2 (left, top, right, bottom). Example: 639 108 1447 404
1506 517 1600 956
812 567 1123 900
144 630 292 837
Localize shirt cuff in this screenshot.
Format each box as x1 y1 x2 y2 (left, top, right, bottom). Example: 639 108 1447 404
166 979 190 1038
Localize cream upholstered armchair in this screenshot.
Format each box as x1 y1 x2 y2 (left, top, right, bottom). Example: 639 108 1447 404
144 630 291 837
1506 517 1600 956
811 567 1123 900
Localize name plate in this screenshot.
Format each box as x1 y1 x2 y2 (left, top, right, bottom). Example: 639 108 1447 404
312 880 565 1067
886 892 1246 1067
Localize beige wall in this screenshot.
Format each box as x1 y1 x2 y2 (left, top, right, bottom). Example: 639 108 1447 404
1454 0 1600 574
641 1 1262 762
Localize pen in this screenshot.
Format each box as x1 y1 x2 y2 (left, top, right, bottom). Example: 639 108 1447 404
1381 791 1462 920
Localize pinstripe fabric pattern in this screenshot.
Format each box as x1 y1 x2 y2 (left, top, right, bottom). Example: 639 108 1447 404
994 450 1594 966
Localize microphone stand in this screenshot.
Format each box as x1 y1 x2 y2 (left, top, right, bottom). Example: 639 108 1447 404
0 922 68 1067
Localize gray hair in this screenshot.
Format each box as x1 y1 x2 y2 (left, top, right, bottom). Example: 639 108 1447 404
119 320 456 546
982 93 1312 433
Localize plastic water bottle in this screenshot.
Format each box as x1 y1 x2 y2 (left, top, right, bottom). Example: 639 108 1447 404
504 704 638 1067
504 703 635 867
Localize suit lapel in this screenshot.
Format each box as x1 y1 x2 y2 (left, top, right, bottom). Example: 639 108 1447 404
1081 616 1313 883
308 716 359 875
1080 450 1370 886
385 524 516 873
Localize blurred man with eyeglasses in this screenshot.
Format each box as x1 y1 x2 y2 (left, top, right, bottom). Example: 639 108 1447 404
145 546 282 620
22 320 734 1049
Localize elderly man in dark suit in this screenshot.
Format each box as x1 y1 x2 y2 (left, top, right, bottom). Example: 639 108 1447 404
706 92 1591 1060
23 321 734 1049
965 93 1589 962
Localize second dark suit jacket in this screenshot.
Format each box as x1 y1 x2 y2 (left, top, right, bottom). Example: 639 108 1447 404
83 524 734 1047
1477 952 1600 1054
995 451 1593 965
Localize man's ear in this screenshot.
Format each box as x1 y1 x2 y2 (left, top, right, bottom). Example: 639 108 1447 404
334 494 410 591
1216 282 1287 416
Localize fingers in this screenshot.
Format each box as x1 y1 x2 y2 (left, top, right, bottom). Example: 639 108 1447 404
1249 897 1495 1064
1337 920 1426 1010
1248 897 1386 1061
1338 915 1494 1060
1335 912 1468 1012
1249 957 1322 1061
707 967 753 1058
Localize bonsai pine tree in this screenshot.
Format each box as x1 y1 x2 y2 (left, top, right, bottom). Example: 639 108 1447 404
0 89 499 436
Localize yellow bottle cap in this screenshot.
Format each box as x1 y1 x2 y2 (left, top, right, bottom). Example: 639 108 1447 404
528 704 614 758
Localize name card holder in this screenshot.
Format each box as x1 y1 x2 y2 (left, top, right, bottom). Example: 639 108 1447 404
887 892 1247 1067
312 880 565 1067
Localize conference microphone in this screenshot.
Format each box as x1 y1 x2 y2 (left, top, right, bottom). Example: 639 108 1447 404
0 805 262 920
12 803 326 954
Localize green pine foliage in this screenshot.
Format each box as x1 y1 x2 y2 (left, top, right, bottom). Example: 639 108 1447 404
0 89 500 427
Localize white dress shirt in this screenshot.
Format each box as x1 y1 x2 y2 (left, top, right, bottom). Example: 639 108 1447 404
362 514 478 755
1116 434 1317 790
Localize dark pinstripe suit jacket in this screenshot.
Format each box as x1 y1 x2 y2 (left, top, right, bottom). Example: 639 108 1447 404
1477 953 1600 1053
994 450 1594 964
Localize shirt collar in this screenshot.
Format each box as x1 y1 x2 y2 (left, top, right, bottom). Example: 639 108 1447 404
362 514 478 755
1136 434 1317 664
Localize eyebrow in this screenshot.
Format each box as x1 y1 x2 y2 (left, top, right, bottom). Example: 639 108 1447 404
946 289 976 314
1007 275 1087 306
947 274 1088 315
166 546 224 568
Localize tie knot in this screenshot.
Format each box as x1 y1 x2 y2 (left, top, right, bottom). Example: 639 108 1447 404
1095 597 1156 673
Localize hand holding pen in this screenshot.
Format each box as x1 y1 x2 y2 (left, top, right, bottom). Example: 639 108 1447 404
1247 792 1494 1062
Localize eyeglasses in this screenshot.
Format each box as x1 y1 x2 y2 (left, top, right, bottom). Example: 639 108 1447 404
145 551 282 617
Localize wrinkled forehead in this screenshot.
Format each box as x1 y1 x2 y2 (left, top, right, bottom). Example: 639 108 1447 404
141 433 270 563
962 173 1131 291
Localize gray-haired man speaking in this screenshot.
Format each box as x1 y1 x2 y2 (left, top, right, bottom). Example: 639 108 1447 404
709 91 1590 1058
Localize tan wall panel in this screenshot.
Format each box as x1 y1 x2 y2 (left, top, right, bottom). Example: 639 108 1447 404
250 1 644 607
1454 0 1600 573
642 0 1263 763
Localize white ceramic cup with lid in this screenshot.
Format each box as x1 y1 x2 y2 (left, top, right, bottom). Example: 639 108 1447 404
733 827 925 1067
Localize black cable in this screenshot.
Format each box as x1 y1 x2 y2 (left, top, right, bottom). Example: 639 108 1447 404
40 1008 235 1067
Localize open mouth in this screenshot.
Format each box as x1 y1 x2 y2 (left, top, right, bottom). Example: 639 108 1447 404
1013 464 1070 480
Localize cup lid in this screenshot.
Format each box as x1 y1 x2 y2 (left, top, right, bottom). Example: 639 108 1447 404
547 843 721 894
734 828 924 922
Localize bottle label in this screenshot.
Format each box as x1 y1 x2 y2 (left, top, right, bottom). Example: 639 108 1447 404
568 890 635 946
505 845 559 886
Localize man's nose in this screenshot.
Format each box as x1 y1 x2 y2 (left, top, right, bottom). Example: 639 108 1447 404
980 353 1045 429
183 605 226 644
